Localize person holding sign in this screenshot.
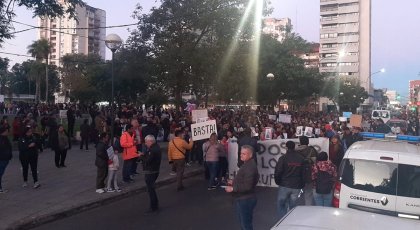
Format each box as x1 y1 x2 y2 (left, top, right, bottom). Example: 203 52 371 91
225 145 259 230
168 129 193 191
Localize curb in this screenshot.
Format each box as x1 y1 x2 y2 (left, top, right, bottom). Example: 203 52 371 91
8 168 204 230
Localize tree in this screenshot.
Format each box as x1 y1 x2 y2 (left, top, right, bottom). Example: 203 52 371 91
27 38 52 102
10 60 35 95
129 0 270 108
0 0 84 46
0 57 11 96
322 79 368 113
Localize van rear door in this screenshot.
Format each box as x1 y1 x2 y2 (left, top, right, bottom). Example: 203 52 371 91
395 155 420 219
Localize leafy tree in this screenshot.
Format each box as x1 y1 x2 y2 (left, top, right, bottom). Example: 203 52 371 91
322 79 368 113
0 57 11 96
0 0 84 46
27 38 52 102
10 60 35 95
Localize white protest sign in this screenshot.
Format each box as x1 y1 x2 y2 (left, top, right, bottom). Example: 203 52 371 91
339 117 347 122
264 127 272 140
197 117 209 123
192 109 208 122
278 114 292 123
304 127 313 137
296 126 303 136
0 95 4 103
228 138 330 187
190 120 217 141
59 110 67 119
269 115 277 121
106 146 115 158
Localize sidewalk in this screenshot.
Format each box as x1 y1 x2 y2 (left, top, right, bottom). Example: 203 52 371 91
0 142 203 230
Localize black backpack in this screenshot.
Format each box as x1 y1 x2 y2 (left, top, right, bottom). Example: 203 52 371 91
316 165 334 194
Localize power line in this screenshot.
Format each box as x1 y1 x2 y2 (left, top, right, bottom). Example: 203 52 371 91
12 20 138 30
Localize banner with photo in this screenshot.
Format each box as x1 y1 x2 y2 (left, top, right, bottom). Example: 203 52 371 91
228 138 330 187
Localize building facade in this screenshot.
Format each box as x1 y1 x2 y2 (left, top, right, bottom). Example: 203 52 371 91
38 0 106 66
262 18 291 42
409 80 420 103
319 0 371 96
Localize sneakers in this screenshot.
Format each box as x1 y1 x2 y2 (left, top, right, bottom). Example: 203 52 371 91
207 186 216 191
95 189 105 194
169 172 176 176
186 162 191 167
0 189 8 193
22 182 28 188
34 182 41 189
115 188 122 192
106 188 115 193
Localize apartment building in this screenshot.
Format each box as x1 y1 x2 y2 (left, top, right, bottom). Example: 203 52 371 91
319 0 371 97
38 0 106 66
262 18 291 42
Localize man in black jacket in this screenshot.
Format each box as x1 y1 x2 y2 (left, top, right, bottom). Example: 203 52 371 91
0 127 12 193
95 132 109 194
140 135 162 213
237 128 259 167
274 141 305 218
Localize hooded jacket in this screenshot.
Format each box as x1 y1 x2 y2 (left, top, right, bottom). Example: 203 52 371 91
274 150 306 189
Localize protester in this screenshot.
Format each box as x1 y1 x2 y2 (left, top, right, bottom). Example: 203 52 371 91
296 136 318 206
0 127 12 193
329 135 344 168
67 106 76 138
95 132 110 194
79 118 90 151
274 141 305 218
225 145 259 230
312 151 337 207
140 135 162 214
168 129 193 191
120 124 140 183
18 126 41 189
202 133 225 190
131 119 142 176
53 125 70 168
106 146 121 193
237 128 259 167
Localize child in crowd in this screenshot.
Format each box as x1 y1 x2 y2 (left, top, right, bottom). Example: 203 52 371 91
106 151 122 192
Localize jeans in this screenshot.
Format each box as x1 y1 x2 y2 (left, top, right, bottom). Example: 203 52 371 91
0 160 10 189
234 197 257 230
277 186 301 219
122 159 135 181
145 173 159 210
173 159 185 189
313 190 333 207
303 182 314 206
206 161 219 188
54 149 67 167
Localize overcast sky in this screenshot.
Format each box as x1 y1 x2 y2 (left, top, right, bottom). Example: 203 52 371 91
1 0 420 99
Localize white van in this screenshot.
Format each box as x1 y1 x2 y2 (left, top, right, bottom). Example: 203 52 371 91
333 133 420 220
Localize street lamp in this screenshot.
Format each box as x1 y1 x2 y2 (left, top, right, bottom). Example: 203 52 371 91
266 73 274 80
105 33 123 146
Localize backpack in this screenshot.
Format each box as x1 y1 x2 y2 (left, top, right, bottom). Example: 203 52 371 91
315 165 334 194
299 146 317 184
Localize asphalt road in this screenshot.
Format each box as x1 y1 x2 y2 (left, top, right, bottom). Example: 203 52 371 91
33 175 280 230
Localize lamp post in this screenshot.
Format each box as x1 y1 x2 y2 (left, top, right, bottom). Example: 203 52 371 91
105 34 123 146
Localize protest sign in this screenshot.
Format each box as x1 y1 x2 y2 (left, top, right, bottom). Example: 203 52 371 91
269 115 277 121
278 114 292 123
106 146 115 158
197 117 209 123
350 114 363 128
304 127 313 137
59 110 67 119
228 138 330 187
192 109 208 122
264 128 272 140
296 126 303 136
191 120 217 141
0 95 4 103
343 112 352 118
339 117 347 122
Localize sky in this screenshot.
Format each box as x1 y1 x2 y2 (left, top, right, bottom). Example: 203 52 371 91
1 0 420 100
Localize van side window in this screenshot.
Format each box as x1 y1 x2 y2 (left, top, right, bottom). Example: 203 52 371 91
398 164 420 198
341 159 397 196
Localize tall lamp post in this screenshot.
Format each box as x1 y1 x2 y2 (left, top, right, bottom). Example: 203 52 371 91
105 34 123 146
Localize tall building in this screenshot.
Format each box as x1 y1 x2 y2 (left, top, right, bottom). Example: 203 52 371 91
319 0 371 97
299 43 320 69
262 18 291 42
38 0 106 66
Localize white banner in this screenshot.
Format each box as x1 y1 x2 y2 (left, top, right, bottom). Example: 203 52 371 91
228 138 330 187
0 95 4 103
269 115 277 121
190 120 217 141
192 109 208 122
59 110 67 119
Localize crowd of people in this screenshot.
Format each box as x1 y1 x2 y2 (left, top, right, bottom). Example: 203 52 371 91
0 101 419 229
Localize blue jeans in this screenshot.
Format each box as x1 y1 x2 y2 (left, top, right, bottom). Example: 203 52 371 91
234 197 257 230
122 158 135 181
0 160 9 189
206 161 219 188
313 190 333 207
277 186 301 219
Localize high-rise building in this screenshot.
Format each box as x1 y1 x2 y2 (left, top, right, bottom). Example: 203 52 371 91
38 0 106 66
319 0 371 96
262 18 291 42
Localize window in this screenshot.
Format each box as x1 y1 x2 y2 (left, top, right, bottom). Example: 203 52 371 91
341 159 397 195
398 164 420 198
321 15 338 21
321 33 338 38
322 43 338 48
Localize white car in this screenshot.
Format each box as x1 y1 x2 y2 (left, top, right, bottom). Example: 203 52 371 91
333 133 420 220
271 206 419 230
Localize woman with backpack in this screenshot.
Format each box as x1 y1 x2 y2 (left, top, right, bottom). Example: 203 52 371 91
311 151 337 207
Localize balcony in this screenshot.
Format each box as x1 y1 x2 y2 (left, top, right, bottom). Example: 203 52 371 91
320 7 339 16
338 14 359 23
320 27 338 34
338 5 359 14
338 34 359 43
321 17 339 25
320 47 338 53
320 37 338 44
337 24 359 33
320 66 338 73
340 55 359 62
336 65 359 73
320 0 338 5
